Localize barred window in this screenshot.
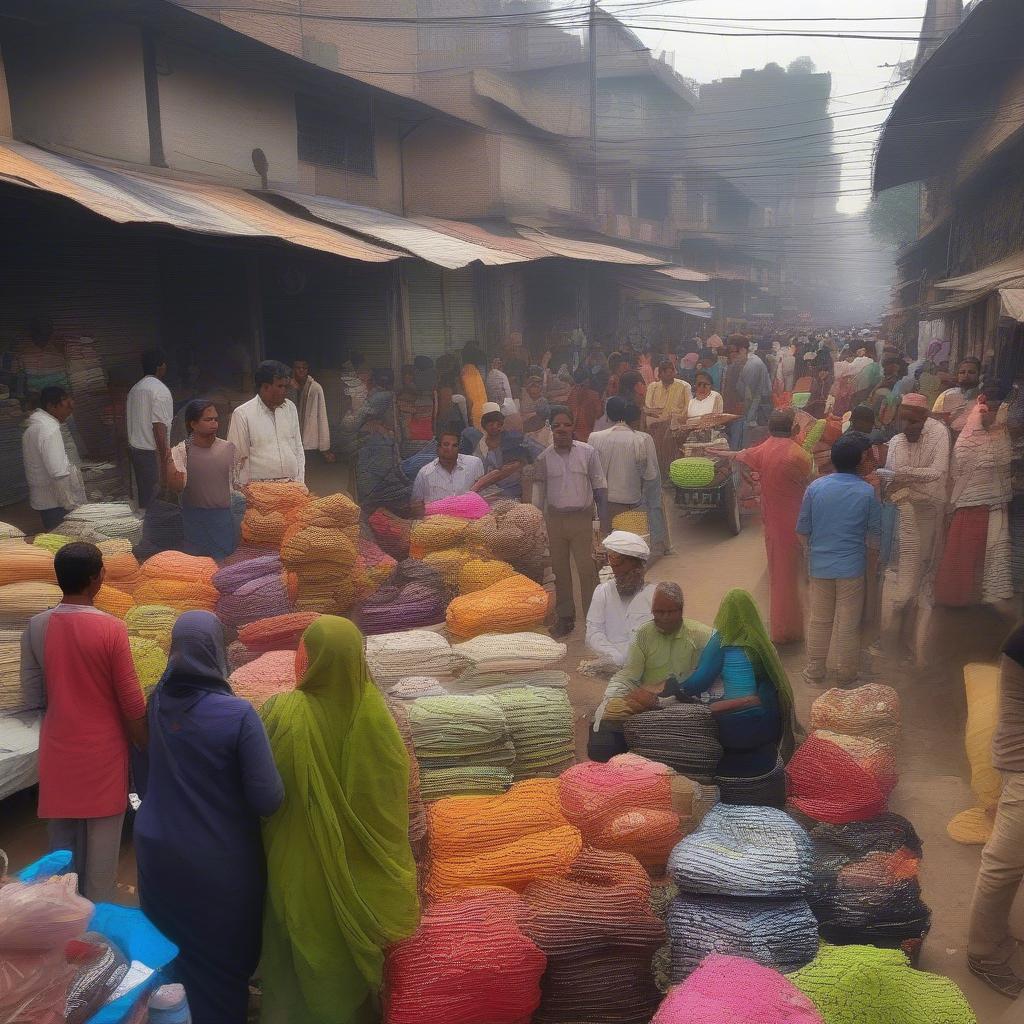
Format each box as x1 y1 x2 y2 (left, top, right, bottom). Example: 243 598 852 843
296 94 375 175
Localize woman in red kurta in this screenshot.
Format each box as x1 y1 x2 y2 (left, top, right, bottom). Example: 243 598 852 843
731 410 814 643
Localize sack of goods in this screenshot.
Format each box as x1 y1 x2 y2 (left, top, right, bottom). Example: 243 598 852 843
810 684 901 747
130 636 167 695
667 893 819 981
651 954 824 1024
805 813 931 959
238 612 320 655
0 521 25 545
101 552 144 597
623 704 723 783
453 633 567 676
386 698 428 856
212 553 282 594
358 583 448 635
136 552 220 612
294 492 360 531
0 583 62 631
457 558 517 595
94 585 134 620
668 805 812 899
0 630 36 714
126 605 182 653
788 944 977 1024
522 849 665 1024
494 688 575 780
467 501 548 572
447 669 569 696
31 533 74 554
229 650 298 710
280 526 364 613
670 458 716 489
787 731 898 825
358 538 398 593
215 573 293 632
410 515 471 556
446 574 551 641
240 481 312 547
423 547 478 589
0 545 56 586
425 779 583 899
368 507 412 560
384 888 545 1024
425 492 491 520
366 631 466 686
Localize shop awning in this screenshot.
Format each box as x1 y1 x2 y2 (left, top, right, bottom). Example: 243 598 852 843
1000 290 1024 322
935 252 1024 292
0 139 402 262
650 264 710 284
272 191 536 269
411 216 553 261
513 224 665 266
618 269 713 318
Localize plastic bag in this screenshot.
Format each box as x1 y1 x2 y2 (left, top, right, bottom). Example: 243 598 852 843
0 874 93 953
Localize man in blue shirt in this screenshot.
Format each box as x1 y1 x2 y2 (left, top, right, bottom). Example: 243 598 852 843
797 434 881 686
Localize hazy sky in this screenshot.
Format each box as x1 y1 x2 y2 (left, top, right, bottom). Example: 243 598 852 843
606 0 934 212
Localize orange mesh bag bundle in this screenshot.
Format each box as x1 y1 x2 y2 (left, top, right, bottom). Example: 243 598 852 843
133 578 219 612
384 888 546 1024
426 779 583 898
94 585 134 620
101 552 144 597
410 515 471 557
467 500 548 575
522 857 666 1024
140 551 217 585
243 480 311 515
130 636 167 695
368 507 412 560
447 574 551 641
387 698 428 856
0 545 56 586
238 612 320 654
787 732 897 825
811 684 901 747
0 582 62 630
240 508 290 548
125 605 181 653
295 492 360 530
229 650 298 710
457 558 517 594
423 547 478 590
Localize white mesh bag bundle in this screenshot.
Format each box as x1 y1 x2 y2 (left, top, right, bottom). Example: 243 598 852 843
452 633 567 676
365 630 467 685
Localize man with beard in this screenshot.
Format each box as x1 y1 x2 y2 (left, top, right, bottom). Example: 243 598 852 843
933 355 982 433
583 530 656 673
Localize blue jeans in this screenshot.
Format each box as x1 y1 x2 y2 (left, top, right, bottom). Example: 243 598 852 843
727 418 746 451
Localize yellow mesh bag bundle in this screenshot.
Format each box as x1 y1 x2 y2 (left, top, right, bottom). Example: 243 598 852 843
94 585 134 620
280 526 364 613
295 492 360 530
457 558 517 595
126 605 181 653
96 538 134 556
229 650 298 710
133 578 219 612
243 480 311 515
447 574 551 642
32 534 74 554
241 508 291 548
612 509 649 536
0 545 56 586
948 663 1001 845
130 636 167 695
811 684 901 747
423 548 478 589
411 516 471 556
140 551 218 585
0 582 62 629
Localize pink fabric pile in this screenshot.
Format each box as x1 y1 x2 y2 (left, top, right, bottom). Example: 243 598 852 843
425 492 491 520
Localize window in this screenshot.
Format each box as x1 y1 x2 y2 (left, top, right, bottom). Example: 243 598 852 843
636 181 669 221
296 93 375 175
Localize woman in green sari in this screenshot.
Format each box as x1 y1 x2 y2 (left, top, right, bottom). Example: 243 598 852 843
259 616 419 1024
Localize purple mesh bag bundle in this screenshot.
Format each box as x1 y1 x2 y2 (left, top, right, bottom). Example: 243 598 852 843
212 554 283 595
216 573 292 631
357 583 447 635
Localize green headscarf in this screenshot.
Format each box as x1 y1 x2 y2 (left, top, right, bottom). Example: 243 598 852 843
260 616 419 1024
714 589 800 760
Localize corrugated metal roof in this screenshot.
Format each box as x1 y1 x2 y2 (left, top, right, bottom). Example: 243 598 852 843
651 264 710 284
411 216 553 261
618 268 713 318
514 225 664 266
0 139 402 263
936 253 1024 292
273 191 534 269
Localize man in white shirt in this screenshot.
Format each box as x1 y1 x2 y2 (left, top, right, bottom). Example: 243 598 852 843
23 386 86 531
410 425 484 515
227 360 305 487
125 349 173 508
933 356 982 434
486 357 514 406
588 396 660 520
292 359 335 464
584 530 656 673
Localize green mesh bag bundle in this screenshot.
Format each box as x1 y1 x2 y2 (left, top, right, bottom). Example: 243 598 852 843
493 687 575 779
670 458 717 489
802 419 827 452
787 944 977 1024
419 765 516 802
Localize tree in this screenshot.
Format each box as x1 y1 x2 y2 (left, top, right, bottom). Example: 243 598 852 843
788 56 817 74
868 183 921 248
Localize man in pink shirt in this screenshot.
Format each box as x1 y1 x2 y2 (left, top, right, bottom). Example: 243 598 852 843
22 542 147 902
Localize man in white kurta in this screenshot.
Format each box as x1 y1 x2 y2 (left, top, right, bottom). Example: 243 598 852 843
22 388 86 531
583 530 656 674
292 360 334 464
227 360 305 486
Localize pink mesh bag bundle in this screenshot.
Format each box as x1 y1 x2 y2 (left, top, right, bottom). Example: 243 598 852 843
215 574 292 631
425 492 491 520
228 650 297 710
228 640 262 672
787 731 898 824
651 954 823 1024
238 612 321 653
368 508 412 560
810 684 901 747
384 888 546 1024
522 852 666 1024
212 554 282 595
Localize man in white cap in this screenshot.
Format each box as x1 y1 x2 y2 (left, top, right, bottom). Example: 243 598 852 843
583 530 656 674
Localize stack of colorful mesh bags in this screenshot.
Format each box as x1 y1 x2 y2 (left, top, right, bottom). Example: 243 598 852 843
229 650 298 710
523 847 665 1024
384 887 545 1024
93 584 134 619
651 954 824 1023
280 525 364 614
31 533 74 554
365 631 467 689
100 551 144 599
228 612 320 671
240 481 311 548
0 629 33 714
135 551 219 612
456 558 517 595
212 553 293 632
58 503 144 547
493 688 575 780
357 558 449 634
408 694 516 800
467 500 548 581
447 574 550 642
810 683 901 747
386 698 428 857
804 813 931 961
788 944 977 1024
126 605 181 653
357 537 397 594
425 779 582 899
0 521 25 545
666 805 819 980
623 704 723 782
0 543 61 637
452 633 566 678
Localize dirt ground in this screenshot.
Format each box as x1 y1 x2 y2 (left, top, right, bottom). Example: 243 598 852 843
0 470 1020 1021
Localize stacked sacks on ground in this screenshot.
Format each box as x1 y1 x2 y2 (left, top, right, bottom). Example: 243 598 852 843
356 559 448 635
788 944 977 1024
456 558 517 594
227 612 321 671
94 584 134 619
240 481 311 548
623 704 724 783
667 804 819 980
409 515 470 559
804 813 931 962
135 552 219 612
280 525 366 614
466 500 548 581
446 574 551 642
425 779 583 899
652 954 824 1024
523 847 665 1024
452 633 566 678
0 544 56 586
0 582 62 632
558 754 717 872
494 688 575 780
811 683 901 747
212 553 293 632
365 631 468 689
0 546 60 699
384 887 545 1024
58 503 143 547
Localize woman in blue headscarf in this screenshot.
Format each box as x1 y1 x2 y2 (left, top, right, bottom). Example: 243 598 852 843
133 611 284 1023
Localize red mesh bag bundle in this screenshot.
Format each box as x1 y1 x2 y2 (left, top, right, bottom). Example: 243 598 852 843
369 508 412 560
238 612 320 653
446 574 551 642
811 684 901 747
358 538 398 592
523 852 666 1024
140 551 217 585
384 888 546 1024
425 492 491 520
787 731 897 824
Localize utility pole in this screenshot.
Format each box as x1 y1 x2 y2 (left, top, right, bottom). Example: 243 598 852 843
589 0 599 218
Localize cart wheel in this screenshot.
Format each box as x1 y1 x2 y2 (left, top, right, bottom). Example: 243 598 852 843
722 478 742 536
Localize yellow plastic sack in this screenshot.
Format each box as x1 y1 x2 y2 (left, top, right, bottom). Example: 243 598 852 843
446 573 551 641
948 662 1001 845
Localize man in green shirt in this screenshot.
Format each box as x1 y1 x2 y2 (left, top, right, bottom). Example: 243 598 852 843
589 581 713 762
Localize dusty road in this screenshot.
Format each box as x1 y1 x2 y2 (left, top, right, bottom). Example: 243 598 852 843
0 491 1018 1020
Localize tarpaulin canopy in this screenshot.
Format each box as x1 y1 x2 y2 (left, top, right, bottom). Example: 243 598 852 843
618 268 714 318
513 224 664 266
935 252 1024 292
0 139 402 262
1000 289 1024 322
